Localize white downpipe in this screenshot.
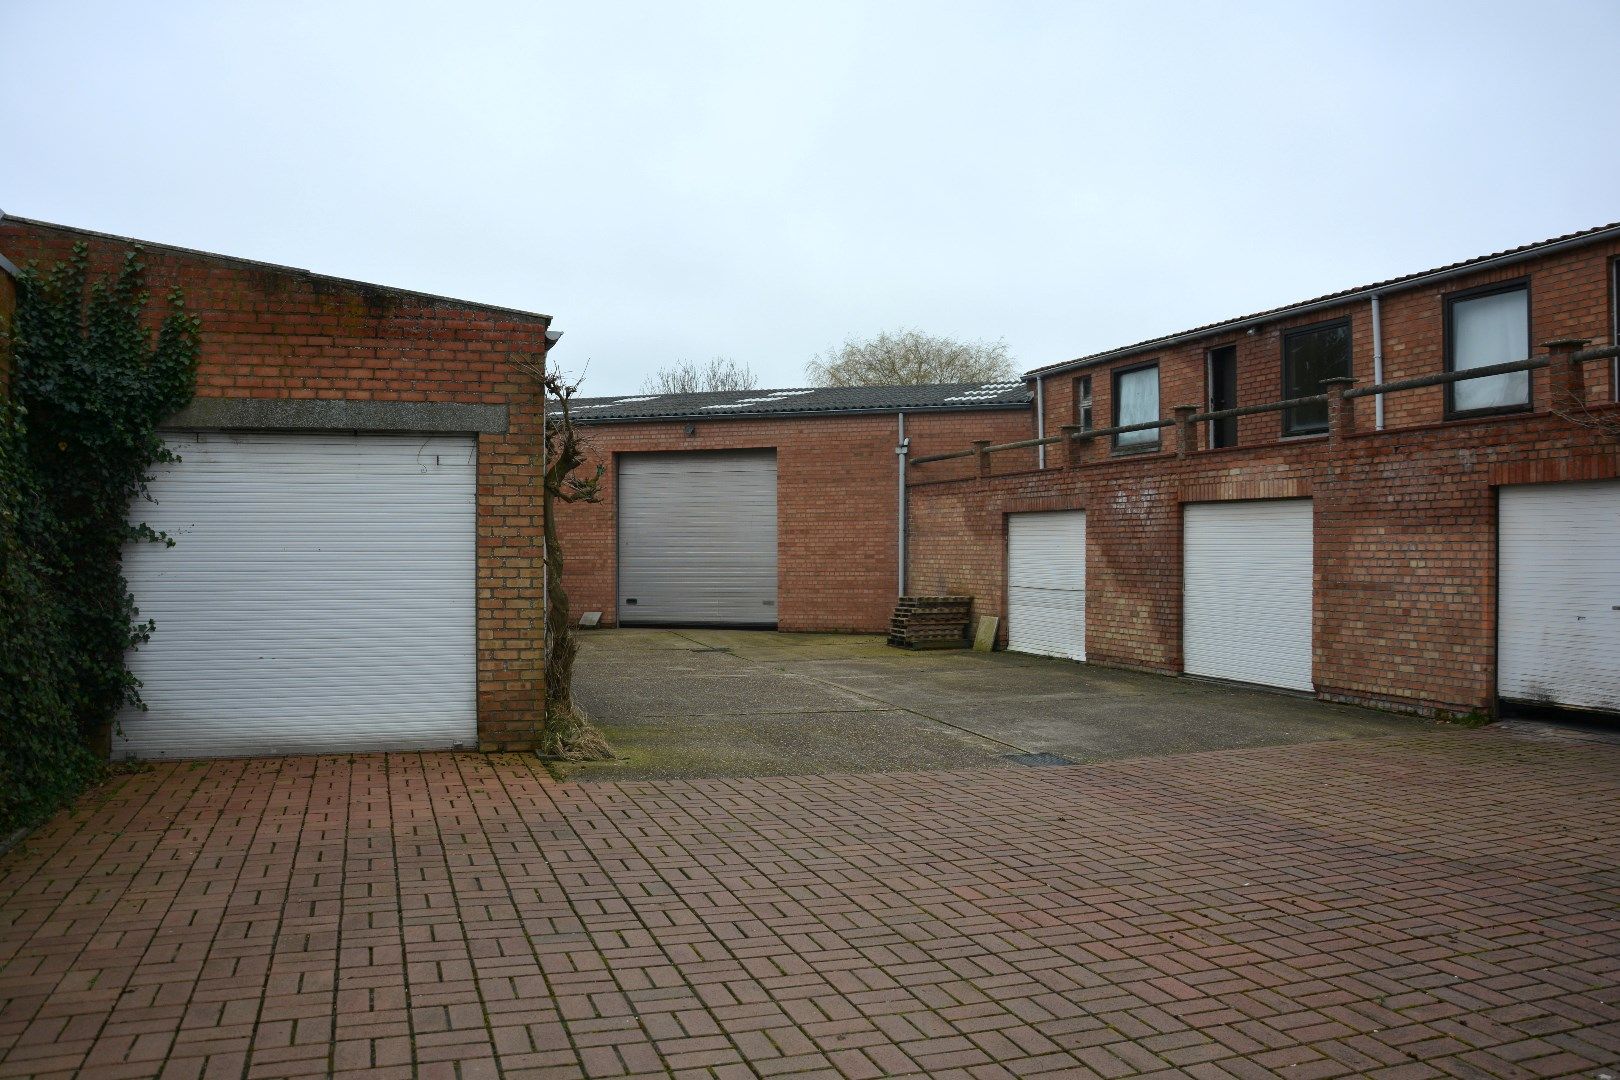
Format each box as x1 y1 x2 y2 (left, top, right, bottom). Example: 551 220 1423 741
1371 294 1386 430
1035 376 1046 469
896 412 909 596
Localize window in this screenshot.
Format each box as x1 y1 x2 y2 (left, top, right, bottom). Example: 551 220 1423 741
1112 362 1159 451
1281 319 1351 435
1445 281 1529 417
1207 345 1238 448
1074 374 1093 431
1611 259 1619 402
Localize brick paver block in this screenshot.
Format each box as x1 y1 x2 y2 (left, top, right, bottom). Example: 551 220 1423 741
2 729 1618 1078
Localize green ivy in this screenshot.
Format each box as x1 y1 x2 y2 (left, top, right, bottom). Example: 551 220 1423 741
0 244 199 834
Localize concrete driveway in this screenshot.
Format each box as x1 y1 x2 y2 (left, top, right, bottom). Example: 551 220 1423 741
2 727 1617 1078
568 628 1427 780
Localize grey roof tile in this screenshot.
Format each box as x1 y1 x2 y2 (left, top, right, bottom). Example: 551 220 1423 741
562 381 1030 421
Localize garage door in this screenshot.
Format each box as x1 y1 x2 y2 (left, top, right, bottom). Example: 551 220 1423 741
1007 511 1086 660
1183 499 1314 691
116 431 478 758
617 451 777 625
1498 480 1620 713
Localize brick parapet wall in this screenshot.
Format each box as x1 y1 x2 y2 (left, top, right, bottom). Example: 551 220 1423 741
557 407 1035 634
0 219 553 750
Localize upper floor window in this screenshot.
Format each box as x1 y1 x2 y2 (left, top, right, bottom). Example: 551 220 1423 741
1446 281 1530 417
1074 374 1093 431
1207 345 1238 448
1611 259 1619 402
1113 362 1159 451
1281 319 1351 435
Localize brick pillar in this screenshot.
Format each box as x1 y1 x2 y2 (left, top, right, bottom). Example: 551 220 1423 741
1322 377 1356 445
1172 405 1199 458
973 440 992 478
1541 337 1591 415
1059 425 1082 469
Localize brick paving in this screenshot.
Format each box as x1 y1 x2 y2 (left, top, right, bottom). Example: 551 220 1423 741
1 729 1617 1079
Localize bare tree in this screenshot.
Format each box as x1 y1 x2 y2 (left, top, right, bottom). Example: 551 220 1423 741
806 328 1015 386
642 356 759 394
516 356 613 760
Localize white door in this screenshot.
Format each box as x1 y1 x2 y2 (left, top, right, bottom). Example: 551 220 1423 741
117 431 478 758
1183 499 1314 691
1498 480 1620 713
1007 511 1086 660
617 451 779 625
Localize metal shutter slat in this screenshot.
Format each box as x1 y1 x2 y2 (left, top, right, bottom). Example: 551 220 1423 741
1498 481 1620 712
1183 500 1314 691
617 451 778 626
115 431 478 759
1007 511 1086 660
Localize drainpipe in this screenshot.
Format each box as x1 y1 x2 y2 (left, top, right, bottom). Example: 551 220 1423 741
896 412 909 596
1370 294 1386 430
1034 376 1046 469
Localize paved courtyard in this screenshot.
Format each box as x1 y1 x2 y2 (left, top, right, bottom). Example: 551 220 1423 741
2 726 1618 1078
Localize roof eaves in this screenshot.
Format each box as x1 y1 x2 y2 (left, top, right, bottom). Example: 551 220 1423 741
0 213 554 324
570 400 1032 423
1023 220 1620 381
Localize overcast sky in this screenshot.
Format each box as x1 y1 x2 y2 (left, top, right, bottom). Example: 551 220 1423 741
6 1 1618 396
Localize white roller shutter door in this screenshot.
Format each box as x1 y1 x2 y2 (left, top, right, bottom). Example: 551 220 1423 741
1006 511 1086 660
1498 480 1620 713
617 451 778 625
116 431 478 758
1183 499 1314 691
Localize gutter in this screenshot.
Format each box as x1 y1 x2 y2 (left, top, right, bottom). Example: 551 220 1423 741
896 412 909 596
1023 223 1620 382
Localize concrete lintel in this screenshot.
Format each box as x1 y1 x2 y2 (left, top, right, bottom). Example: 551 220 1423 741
167 397 509 435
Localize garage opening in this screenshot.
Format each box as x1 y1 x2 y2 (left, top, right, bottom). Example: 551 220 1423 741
1183 499 1314 691
1006 510 1086 660
116 431 479 758
617 450 778 626
1498 480 1620 716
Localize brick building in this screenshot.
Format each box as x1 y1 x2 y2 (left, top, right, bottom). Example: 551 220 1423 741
908 223 1620 719
556 385 1035 634
0 215 556 755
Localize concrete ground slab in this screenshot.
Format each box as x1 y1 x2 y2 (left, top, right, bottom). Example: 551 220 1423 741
570 628 1427 780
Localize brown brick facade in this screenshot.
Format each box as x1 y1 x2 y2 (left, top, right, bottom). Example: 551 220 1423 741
558 408 1035 634
0 218 554 750
910 238 1620 717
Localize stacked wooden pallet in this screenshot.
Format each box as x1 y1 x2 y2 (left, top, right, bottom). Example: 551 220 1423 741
887 595 973 650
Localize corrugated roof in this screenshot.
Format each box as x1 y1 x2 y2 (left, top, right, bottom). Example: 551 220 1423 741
562 381 1031 422
1026 220 1620 379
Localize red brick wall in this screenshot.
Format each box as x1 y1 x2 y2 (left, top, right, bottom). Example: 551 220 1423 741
910 239 1620 717
1029 239 1620 455
556 407 1034 633
0 265 14 395
0 219 553 750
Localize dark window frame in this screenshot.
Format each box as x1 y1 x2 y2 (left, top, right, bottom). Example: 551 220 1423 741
1073 373 1093 432
1279 317 1352 437
1206 343 1238 449
1443 277 1533 420
1611 257 1619 402
1111 360 1161 454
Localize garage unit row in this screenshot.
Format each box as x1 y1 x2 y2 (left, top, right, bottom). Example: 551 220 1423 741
996 483 1620 716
